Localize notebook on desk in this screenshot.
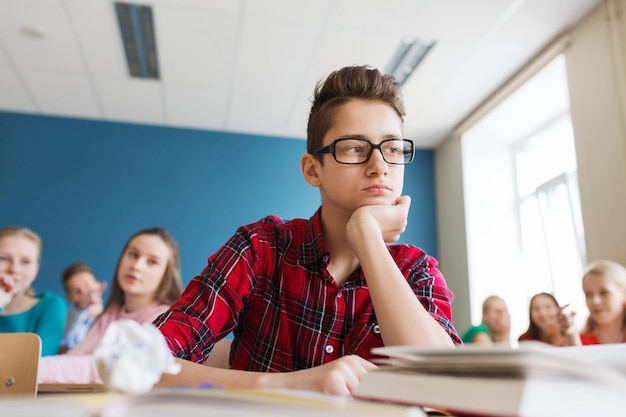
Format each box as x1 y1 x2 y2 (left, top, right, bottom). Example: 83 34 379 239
37 383 106 394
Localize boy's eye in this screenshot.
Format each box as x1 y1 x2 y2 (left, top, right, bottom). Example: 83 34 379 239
344 145 364 154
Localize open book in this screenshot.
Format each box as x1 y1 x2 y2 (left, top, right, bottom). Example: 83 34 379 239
354 342 626 417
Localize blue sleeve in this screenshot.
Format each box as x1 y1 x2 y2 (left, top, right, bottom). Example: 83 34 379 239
34 293 68 356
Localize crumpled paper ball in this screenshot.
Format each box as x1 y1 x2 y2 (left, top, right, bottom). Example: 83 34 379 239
93 319 181 394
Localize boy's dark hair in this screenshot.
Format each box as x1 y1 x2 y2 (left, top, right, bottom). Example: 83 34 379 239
61 262 94 291
306 65 406 155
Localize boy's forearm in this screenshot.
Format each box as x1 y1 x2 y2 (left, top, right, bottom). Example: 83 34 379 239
157 358 266 389
158 355 375 397
370 273 455 348
355 235 454 348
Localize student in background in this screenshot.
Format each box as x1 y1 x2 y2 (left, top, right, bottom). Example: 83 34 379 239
518 292 577 346
0 226 67 356
38 227 183 382
67 227 183 355
154 65 461 397
58 262 107 353
560 260 626 345
462 295 510 345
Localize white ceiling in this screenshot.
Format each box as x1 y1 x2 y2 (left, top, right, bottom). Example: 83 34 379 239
0 0 599 148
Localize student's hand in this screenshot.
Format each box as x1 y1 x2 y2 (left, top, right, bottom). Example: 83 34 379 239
557 305 581 346
0 273 16 294
0 273 16 308
90 281 107 302
272 355 376 397
347 195 411 244
86 281 107 319
557 305 577 335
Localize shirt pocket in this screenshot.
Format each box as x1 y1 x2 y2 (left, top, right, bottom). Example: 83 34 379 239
346 314 383 360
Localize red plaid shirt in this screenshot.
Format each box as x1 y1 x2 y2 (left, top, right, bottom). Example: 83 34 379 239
154 208 460 372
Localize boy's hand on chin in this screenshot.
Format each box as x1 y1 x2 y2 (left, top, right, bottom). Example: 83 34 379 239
347 195 411 243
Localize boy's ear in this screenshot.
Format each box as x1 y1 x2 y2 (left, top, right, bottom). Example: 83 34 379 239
300 153 322 187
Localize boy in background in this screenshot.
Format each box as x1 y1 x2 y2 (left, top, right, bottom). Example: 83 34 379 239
59 262 106 353
462 295 510 345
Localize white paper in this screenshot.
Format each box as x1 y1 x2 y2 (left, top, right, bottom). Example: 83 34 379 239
93 319 181 394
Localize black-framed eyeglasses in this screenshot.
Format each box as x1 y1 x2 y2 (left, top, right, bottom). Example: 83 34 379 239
312 138 415 165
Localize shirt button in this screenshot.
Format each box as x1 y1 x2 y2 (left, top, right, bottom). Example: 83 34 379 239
325 345 334 354
322 255 329 263
373 324 380 334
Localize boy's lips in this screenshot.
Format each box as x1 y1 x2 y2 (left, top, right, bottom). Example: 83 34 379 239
364 184 391 193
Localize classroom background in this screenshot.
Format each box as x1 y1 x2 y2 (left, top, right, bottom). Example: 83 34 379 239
0 111 439 299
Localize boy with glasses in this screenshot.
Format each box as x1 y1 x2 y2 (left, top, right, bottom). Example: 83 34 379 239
154 65 461 396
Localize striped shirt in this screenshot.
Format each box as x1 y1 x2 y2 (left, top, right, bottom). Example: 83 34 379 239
154 208 460 371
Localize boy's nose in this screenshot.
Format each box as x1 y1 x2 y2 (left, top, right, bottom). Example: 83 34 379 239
366 149 390 173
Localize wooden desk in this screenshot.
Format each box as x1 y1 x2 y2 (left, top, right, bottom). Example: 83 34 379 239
1 388 426 417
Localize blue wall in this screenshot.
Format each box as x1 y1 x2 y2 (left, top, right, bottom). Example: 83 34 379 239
0 111 438 298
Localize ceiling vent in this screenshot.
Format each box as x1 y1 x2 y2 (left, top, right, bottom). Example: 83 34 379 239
386 37 435 86
115 2 160 79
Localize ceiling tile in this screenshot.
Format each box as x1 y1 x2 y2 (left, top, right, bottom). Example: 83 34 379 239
0 0 85 71
65 0 128 77
329 0 424 32
234 15 321 96
164 83 229 131
0 44 9 68
156 6 240 87
228 91 293 137
0 68 36 112
299 27 401 94
155 0 243 14
96 78 164 124
244 0 333 20
20 70 101 117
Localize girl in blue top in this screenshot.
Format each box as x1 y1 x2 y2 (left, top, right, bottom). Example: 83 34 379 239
0 227 67 356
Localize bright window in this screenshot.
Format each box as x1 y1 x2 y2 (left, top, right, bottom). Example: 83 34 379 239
461 55 586 339
515 114 586 314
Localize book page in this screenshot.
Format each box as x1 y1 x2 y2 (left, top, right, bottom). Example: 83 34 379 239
371 342 626 384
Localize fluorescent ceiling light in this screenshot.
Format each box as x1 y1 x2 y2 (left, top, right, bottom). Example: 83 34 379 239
115 2 160 79
386 37 436 85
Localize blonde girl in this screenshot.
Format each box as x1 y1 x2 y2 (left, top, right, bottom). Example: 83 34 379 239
0 226 67 356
